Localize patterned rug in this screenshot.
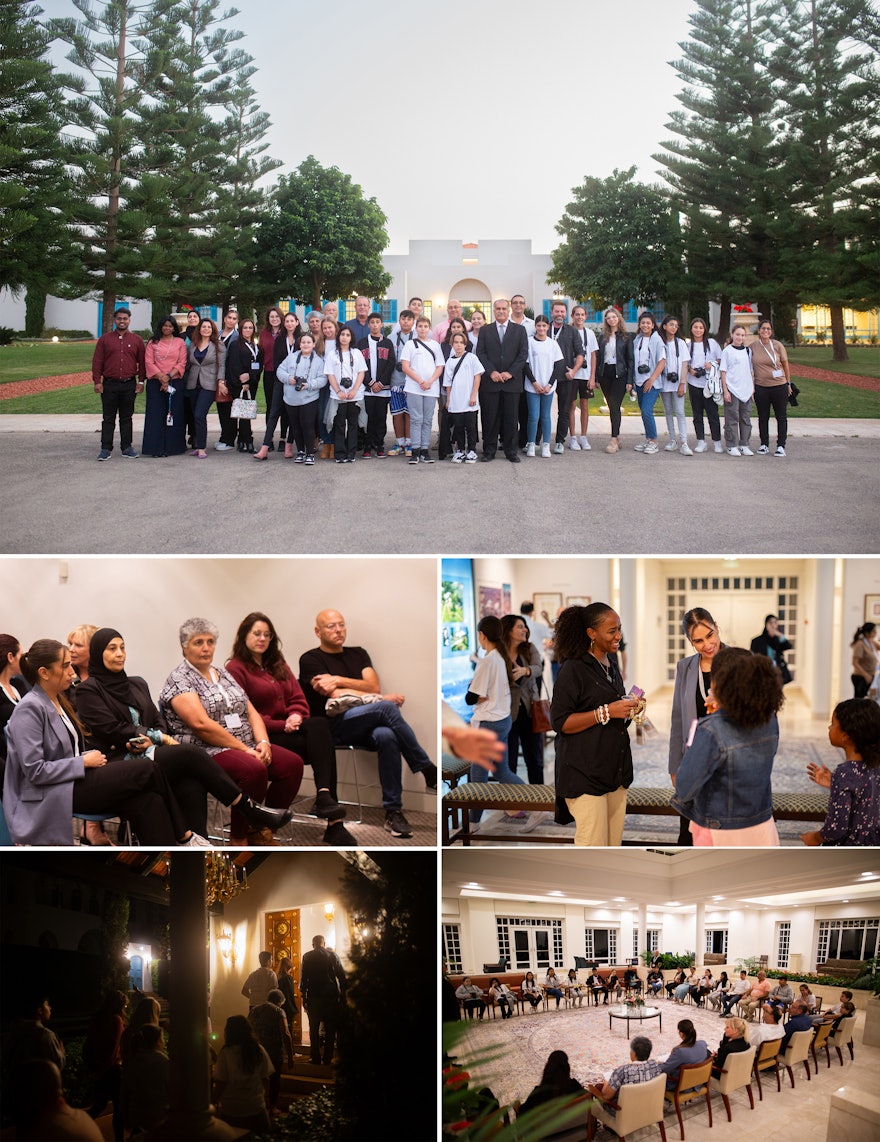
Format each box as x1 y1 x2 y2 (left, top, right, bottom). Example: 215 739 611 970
451 997 748 1109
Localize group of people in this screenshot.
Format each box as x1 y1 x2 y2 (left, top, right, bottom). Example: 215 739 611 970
0 608 435 847
91 297 795 464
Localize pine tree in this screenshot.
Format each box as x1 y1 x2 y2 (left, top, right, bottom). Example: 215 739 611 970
770 0 880 359
0 2 74 300
655 0 782 341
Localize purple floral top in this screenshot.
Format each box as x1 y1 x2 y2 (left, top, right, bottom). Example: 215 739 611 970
821 760 880 845
158 659 255 754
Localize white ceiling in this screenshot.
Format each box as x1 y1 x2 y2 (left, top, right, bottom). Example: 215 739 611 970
442 849 880 913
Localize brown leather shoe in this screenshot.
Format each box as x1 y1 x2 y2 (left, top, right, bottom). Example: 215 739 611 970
247 827 281 847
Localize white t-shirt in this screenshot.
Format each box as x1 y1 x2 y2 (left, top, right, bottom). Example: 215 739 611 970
658 336 690 392
687 338 722 374
325 347 366 395
525 337 564 394
720 345 754 400
572 326 599 379
214 1043 273 1117
443 351 483 413
401 337 444 398
469 649 511 725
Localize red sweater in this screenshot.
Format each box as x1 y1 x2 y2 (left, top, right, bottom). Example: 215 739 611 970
225 657 309 732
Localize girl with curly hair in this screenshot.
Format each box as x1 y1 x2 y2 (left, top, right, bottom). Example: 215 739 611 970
672 647 784 846
801 698 880 846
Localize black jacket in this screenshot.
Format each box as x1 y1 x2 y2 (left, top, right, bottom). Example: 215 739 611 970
357 335 397 389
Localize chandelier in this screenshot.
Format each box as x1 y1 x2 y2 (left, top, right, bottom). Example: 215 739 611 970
206 853 249 905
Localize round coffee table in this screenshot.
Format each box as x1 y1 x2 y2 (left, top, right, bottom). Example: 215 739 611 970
608 1004 662 1035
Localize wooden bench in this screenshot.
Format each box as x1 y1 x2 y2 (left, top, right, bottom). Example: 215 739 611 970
442 783 829 845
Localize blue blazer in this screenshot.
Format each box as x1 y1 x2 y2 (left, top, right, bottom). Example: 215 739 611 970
3 687 85 845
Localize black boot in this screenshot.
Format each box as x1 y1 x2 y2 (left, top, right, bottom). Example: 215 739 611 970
236 795 292 833
323 820 357 846
313 789 346 821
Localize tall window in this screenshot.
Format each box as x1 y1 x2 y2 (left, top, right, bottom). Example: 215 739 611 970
497 917 564 971
776 922 791 970
443 924 463 974
584 928 618 964
705 928 728 956
817 918 880 963
633 929 660 958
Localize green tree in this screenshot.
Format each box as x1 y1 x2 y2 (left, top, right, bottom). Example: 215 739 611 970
254 156 391 313
0 2 74 304
550 166 684 311
655 0 782 341
770 0 880 359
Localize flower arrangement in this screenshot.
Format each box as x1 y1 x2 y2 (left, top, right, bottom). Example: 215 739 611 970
625 995 646 1009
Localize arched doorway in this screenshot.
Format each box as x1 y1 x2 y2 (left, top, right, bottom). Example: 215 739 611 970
448 278 491 318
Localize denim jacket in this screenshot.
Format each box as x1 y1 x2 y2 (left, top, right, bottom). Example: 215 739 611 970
670 710 778 829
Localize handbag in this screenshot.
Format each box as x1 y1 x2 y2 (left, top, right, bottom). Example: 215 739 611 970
531 676 553 733
231 383 257 420
788 380 800 407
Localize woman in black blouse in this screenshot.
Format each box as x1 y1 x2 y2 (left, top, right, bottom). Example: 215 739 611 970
225 318 263 452
550 603 638 845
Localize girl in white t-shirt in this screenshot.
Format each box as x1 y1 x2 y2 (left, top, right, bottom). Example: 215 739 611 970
658 315 692 455
687 318 723 452
324 325 366 463
525 314 565 457
443 331 483 462
400 316 444 464
569 305 599 450
720 326 755 456
465 615 526 823
213 1015 273 1133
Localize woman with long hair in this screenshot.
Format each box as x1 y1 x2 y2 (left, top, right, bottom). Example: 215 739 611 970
595 306 633 454
316 317 339 458
802 698 880 846
686 317 723 453
657 315 692 455
660 1018 709 1088
669 607 726 845
465 615 527 823
213 1014 273 1133
224 317 262 452
437 318 470 460
258 306 284 451
277 332 327 465
83 990 128 1141
631 312 666 455
752 319 792 456
276 957 299 1039
521 970 543 1011
143 315 188 456
3 640 196 846
0 633 28 767
524 314 565 458
225 611 353 845
500 613 545 783
550 604 639 845
325 325 367 464
673 648 784 846
850 623 879 699
185 317 226 458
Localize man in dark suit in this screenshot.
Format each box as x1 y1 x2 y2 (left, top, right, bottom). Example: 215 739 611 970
548 302 584 452
300 935 347 1065
476 298 528 462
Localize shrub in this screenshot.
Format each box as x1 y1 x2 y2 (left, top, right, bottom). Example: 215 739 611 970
42 328 95 340
0 327 16 345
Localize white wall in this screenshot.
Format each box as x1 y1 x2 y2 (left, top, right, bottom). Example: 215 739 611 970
4 556 437 812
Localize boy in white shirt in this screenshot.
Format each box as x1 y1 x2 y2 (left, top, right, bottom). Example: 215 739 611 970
442 331 483 463
388 308 416 455
400 316 444 464
720 325 755 456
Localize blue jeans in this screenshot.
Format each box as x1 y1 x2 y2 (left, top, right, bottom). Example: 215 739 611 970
468 714 522 822
329 701 432 812
636 383 659 439
525 391 553 444
186 387 216 450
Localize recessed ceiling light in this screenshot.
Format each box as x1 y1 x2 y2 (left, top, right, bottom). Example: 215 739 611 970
465 882 482 888
613 897 627 902
665 901 681 907
547 891 565 897
712 896 724 901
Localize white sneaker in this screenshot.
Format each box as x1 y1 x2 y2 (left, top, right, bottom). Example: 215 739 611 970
714 441 724 453
526 442 535 457
568 437 581 450
679 442 693 456
451 451 464 463
740 445 754 456
757 444 770 455
553 443 565 454
579 435 590 450
775 446 786 457
183 832 212 847
664 441 678 451
727 446 741 456
465 451 477 463
214 442 233 451
644 440 659 454
634 442 647 452
694 440 708 453
541 443 551 457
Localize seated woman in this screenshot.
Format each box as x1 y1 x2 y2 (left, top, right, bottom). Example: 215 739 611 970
797 983 818 1013
543 968 565 1010
224 612 353 846
667 967 687 999
521 971 543 1011
488 977 517 1019
0 633 29 770
661 1019 709 1088
690 969 713 1007
565 969 585 1006
708 971 730 1010
75 628 289 841
519 1049 584 1117
623 968 642 994
674 968 697 1004
606 969 622 1001
3 640 202 846
159 618 303 846
646 968 664 997
711 1017 750 1079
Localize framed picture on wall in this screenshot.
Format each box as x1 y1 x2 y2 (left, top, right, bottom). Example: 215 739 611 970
566 595 591 607
478 584 503 617
865 594 880 624
502 583 512 615
533 592 563 622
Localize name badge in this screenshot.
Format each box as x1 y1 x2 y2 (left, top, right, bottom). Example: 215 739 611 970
771 368 784 378
251 361 261 370
685 718 699 748
224 713 243 729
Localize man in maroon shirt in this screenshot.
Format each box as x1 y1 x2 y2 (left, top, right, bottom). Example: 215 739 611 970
91 307 146 459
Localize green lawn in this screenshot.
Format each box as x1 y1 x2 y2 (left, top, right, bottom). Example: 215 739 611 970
786 345 879 379
1 384 269 415
0 341 96 383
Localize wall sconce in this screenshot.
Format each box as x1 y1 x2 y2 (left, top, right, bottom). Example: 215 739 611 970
217 929 235 968
324 901 336 923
